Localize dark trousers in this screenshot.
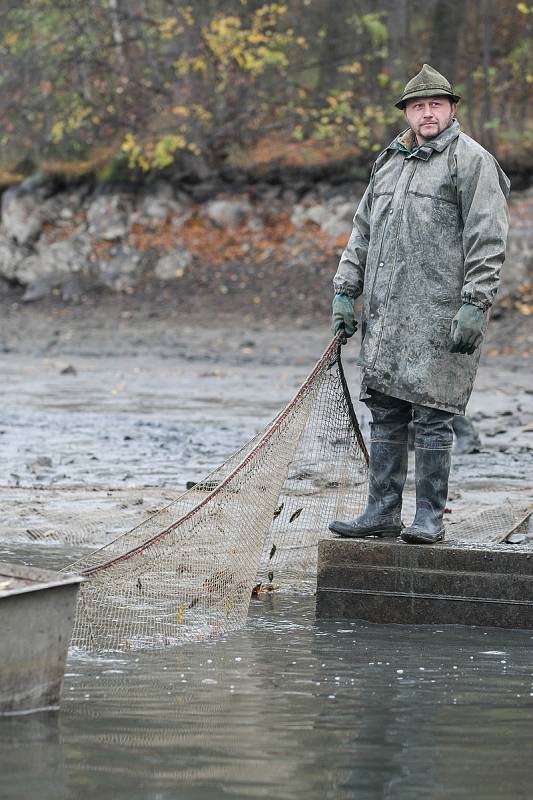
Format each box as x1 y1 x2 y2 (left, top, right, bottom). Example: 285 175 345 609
364 390 454 452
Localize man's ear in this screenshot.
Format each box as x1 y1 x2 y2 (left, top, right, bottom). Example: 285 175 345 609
450 102 457 115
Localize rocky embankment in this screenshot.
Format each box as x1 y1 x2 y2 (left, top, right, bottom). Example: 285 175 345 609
0 174 531 319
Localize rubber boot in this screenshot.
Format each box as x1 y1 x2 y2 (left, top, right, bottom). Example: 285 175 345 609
329 438 407 538
401 445 452 544
452 415 481 455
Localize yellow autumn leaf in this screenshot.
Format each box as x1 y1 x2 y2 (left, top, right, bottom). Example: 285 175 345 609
180 6 194 25
339 61 362 75
159 17 177 34
191 56 207 73
121 133 137 153
51 120 64 144
4 31 19 47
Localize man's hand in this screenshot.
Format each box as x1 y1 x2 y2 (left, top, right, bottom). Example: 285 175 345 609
450 303 484 354
332 294 357 344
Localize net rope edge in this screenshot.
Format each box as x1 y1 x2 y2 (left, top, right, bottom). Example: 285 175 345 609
67 333 363 579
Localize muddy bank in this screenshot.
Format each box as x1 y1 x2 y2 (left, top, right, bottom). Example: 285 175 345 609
0 295 530 561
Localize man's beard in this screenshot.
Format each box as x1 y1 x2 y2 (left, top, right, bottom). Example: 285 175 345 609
416 116 453 140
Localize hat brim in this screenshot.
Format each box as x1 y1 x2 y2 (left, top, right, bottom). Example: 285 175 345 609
395 88 461 110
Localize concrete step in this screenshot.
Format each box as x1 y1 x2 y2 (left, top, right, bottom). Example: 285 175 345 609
316 539 533 630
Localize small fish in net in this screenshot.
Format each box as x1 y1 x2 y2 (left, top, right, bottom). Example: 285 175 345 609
63 336 369 652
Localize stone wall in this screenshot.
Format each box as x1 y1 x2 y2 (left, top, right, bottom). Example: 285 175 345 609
0 175 530 304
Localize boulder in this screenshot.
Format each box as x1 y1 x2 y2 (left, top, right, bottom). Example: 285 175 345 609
134 181 192 227
17 234 91 283
86 195 130 240
1 186 45 245
203 198 251 228
305 204 331 227
97 245 143 292
290 203 314 227
330 200 357 224
22 274 61 303
0 232 25 280
43 187 89 226
320 218 352 241
154 248 193 280
502 192 533 296
291 198 355 241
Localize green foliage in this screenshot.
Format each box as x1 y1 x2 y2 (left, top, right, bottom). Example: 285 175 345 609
96 152 132 183
0 0 530 176
346 11 388 57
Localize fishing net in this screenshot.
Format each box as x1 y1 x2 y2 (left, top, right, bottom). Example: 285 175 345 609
63 337 368 652
448 502 532 545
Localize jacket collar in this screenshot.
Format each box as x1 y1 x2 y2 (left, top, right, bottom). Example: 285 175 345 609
388 118 461 159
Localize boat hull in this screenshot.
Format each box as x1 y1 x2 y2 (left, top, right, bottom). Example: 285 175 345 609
0 563 82 714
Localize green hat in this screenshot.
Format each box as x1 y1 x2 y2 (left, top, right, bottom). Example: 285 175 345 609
395 63 460 109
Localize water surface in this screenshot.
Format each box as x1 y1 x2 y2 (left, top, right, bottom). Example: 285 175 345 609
1 593 532 800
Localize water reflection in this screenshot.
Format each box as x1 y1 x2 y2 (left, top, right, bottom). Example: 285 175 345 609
1 594 533 799
0 711 67 800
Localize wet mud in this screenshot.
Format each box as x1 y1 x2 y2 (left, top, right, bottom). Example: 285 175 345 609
0 296 531 559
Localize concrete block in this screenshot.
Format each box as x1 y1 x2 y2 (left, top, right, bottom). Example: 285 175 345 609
316 539 533 630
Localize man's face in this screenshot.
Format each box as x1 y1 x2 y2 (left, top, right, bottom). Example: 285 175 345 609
403 96 457 143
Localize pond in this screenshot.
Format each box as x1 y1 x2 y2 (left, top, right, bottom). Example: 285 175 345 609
1 590 533 800
0 334 531 799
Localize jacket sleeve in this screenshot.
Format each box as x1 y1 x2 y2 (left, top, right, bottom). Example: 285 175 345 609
457 149 510 311
333 180 373 298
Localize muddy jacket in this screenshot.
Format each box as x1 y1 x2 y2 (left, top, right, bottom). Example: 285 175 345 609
333 119 510 414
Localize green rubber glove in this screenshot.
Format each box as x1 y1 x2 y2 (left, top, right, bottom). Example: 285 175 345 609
332 294 357 344
450 303 484 354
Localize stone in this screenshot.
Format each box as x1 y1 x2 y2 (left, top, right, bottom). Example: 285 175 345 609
60 273 84 302
502 193 533 296
154 248 193 281
204 198 251 228
86 194 130 240
17 234 91 283
320 218 352 241
1 186 45 245
98 246 143 292
134 181 192 226
330 200 357 224
22 276 57 303
0 232 24 280
290 199 355 240
16 234 92 300
28 456 53 471
290 201 320 227
305 205 330 227
248 216 264 232
453 415 482 454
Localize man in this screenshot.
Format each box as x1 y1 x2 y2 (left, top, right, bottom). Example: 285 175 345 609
329 64 510 545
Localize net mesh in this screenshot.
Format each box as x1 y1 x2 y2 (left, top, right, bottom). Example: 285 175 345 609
448 502 532 545
63 337 368 652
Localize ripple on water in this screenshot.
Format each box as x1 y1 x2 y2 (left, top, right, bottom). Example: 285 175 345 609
2 591 533 799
